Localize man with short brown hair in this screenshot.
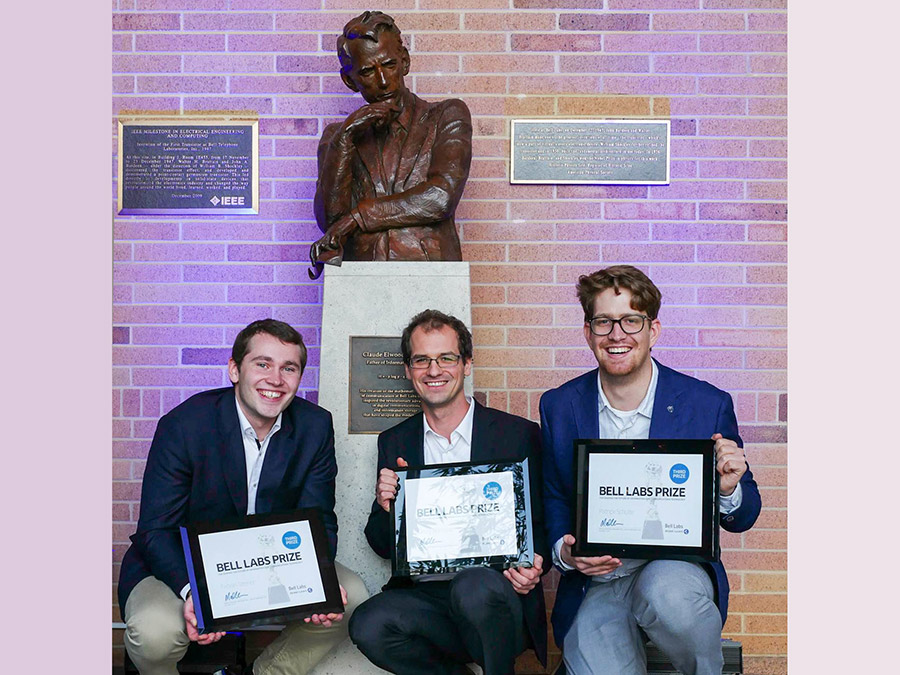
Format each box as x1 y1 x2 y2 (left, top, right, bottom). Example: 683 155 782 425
118 319 368 675
540 266 761 675
350 310 548 675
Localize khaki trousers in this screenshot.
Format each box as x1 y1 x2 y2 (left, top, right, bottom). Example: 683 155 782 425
124 561 369 675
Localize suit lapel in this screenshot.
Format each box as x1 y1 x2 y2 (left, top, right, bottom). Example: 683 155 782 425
395 96 434 190
572 370 600 438
255 410 295 513
356 126 388 197
469 401 496 464
649 359 685 438
217 391 248 514
402 412 426 467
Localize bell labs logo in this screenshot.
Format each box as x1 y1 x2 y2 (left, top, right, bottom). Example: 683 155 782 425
210 195 245 206
483 481 502 500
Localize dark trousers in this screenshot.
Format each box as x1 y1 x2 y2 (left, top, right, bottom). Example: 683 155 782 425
349 567 527 675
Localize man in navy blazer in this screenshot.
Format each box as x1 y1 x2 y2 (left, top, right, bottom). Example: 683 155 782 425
349 310 548 675
118 319 367 675
540 266 761 675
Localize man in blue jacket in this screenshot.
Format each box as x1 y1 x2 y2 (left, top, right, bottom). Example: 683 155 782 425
117 319 367 675
539 266 761 675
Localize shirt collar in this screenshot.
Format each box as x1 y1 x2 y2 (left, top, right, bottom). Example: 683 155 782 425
597 359 659 419
423 396 475 445
234 393 282 443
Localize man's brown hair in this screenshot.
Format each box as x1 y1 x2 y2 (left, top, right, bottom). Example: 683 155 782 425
400 309 473 365
231 319 307 372
576 265 662 322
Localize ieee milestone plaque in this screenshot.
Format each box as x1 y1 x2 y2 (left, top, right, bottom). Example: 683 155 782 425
180 509 344 633
349 336 421 434
511 119 670 185
392 459 536 577
117 118 259 215
573 439 719 563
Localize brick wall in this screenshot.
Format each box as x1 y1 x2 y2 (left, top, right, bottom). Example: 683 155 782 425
112 1 787 672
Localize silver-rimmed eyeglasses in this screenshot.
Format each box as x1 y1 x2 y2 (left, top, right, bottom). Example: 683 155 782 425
408 353 462 369
587 314 650 336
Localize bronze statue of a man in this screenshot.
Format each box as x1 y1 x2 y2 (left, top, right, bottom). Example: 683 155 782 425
309 11 472 277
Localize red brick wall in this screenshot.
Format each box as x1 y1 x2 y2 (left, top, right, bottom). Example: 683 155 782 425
112 2 787 672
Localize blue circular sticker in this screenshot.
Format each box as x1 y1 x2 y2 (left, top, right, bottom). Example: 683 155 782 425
669 464 690 484
282 531 301 549
483 481 502 500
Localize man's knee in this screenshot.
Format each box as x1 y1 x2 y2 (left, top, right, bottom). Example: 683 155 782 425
125 598 188 663
632 561 716 632
336 562 370 622
348 594 391 652
449 567 514 620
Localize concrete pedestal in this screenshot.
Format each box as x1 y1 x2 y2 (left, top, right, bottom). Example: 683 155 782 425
311 261 472 674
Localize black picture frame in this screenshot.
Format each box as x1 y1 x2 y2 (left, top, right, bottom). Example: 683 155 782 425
572 439 719 563
180 509 343 633
391 458 535 577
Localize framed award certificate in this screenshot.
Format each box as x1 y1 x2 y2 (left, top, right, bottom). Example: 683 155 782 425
391 458 535 577
180 509 344 633
573 439 719 562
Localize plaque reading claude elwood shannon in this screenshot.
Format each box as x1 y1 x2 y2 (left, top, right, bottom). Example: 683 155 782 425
349 336 421 434
117 118 259 215
510 119 670 185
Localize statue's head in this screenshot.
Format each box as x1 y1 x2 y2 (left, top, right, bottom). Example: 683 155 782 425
337 11 410 104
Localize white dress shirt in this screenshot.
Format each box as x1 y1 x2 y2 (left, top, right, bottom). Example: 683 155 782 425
234 396 283 516
422 396 475 464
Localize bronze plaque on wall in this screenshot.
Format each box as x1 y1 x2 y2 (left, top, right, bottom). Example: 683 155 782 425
117 118 259 215
510 119 670 185
349 337 421 434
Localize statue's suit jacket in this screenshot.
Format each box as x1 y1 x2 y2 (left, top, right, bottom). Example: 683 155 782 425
363 402 549 667
539 360 762 647
117 388 338 615
314 90 472 261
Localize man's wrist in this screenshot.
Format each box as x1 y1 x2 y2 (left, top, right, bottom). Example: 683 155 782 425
552 537 576 572
719 482 743 514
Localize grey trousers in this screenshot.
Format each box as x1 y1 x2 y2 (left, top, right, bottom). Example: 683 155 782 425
563 560 724 675
123 561 369 675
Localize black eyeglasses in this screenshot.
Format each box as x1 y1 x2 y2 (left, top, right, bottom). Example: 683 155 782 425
587 314 650 336
408 353 462 370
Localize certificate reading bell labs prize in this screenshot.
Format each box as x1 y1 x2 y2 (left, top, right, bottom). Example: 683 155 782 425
180 509 344 633
392 458 535 577
573 439 719 563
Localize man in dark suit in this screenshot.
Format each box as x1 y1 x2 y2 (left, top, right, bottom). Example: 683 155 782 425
118 319 368 675
540 266 761 675
349 310 548 675
310 11 471 270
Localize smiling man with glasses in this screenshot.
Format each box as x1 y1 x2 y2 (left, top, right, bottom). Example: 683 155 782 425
349 309 549 675
539 266 762 675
